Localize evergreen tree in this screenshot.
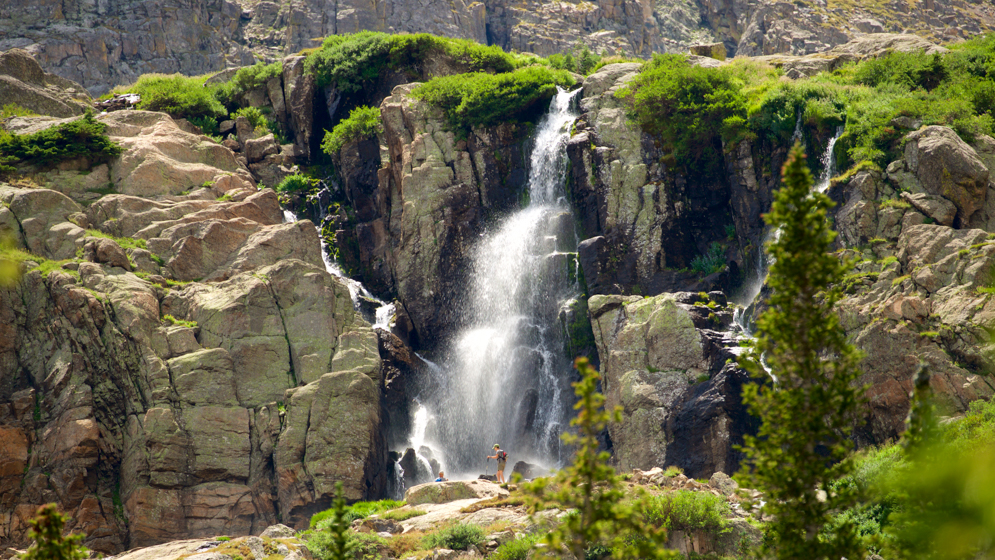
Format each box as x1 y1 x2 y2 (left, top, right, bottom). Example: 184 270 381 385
311 482 356 560
20 504 88 560
737 143 864 560
525 357 675 560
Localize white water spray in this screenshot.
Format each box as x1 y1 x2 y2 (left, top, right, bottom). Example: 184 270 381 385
415 89 582 478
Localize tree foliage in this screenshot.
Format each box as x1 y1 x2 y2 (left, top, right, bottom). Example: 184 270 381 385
525 357 676 560
20 504 88 560
305 482 357 560
736 144 864 560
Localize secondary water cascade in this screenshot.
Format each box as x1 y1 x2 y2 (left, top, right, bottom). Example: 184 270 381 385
733 124 846 336
409 87 584 479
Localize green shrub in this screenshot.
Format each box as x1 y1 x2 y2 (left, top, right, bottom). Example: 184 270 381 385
644 490 729 532
161 314 198 329
546 45 602 75
276 174 319 193
322 105 382 155
422 522 485 551
115 73 226 119
219 61 284 101
691 242 726 276
412 66 575 135
0 103 36 119
621 54 747 176
0 113 122 169
188 115 221 139
20 504 89 560
305 32 517 93
84 230 147 250
491 533 543 560
230 106 270 134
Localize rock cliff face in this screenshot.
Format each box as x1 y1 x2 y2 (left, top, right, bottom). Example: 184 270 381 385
327 84 534 345
589 292 754 478
0 110 394 552
3 0 993 94
565 61 782 297
829 125 995 444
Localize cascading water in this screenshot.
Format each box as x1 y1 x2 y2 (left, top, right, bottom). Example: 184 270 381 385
284 201 394 329
412 88 583 478
733 125 846 336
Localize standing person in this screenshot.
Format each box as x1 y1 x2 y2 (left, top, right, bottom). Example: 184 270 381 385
435 471 448 482
487 444 508 483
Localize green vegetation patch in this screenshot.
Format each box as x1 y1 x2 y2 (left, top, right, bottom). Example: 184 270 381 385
690 242 726 276
421 522 485 551
412 66 575 135
310 498 405 529
219 61 284 102
491 533 543 560
321 105 383 155
643 490 729 532
621 34 995 178
0 113 122 172
112 73 227 119
276 173 320 194
305 31 517 93
84 229 148 251
379 508 426 522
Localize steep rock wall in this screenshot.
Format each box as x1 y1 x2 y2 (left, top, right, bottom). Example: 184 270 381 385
0 111 394 553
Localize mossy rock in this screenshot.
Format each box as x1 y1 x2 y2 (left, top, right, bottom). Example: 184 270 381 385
404 480 508 506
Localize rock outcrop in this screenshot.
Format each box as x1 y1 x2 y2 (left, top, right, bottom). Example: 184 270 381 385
322 83 535 344
567 62 778 297
0 49 91 117
829 125 995 445
589 292 754 478
0 111 395 552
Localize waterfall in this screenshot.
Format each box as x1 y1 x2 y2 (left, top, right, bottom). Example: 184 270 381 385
816 126 844 193
284 196 394 327
413 88 582 478
733 125 845 335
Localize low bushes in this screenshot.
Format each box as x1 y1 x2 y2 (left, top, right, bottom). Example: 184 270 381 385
310 498 405 529
0 113 122 172
491 533 543 560
643 490 729 533
305 31 517 93
412 66 575 135
276 174 319 194
422 522 485 551
622 34 995 177
321 105 382 155
111 73 226 119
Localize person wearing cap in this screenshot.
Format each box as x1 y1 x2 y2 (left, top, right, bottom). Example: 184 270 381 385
486 444 507 483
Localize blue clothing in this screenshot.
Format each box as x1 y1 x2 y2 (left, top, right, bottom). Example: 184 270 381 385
435 477 447 482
